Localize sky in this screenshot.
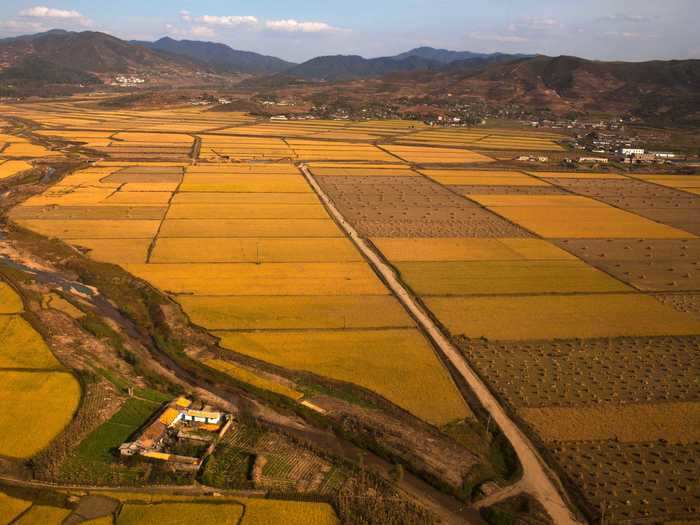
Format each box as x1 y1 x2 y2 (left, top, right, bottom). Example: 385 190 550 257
0 1 698 63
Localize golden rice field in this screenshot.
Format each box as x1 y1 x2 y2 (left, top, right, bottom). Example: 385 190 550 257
0 492 32 523
172 192 319 204
394 260 631 295
178 295 413 330
13 504 72 525
151 238 361 263
383 145 494 164
0 282 23 313
117 502 243 525
113 498 339 525
0 371 80 457
179 174 312 193
0 160 33 180
426 294 700 340
165 203 330 219
204 359 304 400
526 171 626 180
239 498 340 525
0 315 61 369
468 194 695 238
16 219 161 239
123 262 389 296
157 218 342 238
520 402 700 444
66 238 152 263
218 329 471 424
371 237 576 262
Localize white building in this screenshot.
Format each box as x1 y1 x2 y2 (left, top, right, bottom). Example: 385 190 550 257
651 151 677 159
621 147 645 156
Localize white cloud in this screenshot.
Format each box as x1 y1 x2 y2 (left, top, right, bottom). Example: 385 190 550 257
19 5 92 27
470 32 529 43
197 15 258 27
598 14 651 24
190 25 216 37
179 10 192 23
265 19 340 33
20 6 83 18
0 19 47 32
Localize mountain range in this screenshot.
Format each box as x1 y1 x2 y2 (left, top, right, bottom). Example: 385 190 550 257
0 29 698 124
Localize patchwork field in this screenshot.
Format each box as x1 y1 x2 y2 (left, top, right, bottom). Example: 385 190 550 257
4 101 699 524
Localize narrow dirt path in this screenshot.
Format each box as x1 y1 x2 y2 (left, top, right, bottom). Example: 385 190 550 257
299 164 584 525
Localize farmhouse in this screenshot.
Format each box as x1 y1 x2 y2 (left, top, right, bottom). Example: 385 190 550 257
119 397 232 470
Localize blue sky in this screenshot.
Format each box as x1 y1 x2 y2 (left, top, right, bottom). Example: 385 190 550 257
0 1 698 62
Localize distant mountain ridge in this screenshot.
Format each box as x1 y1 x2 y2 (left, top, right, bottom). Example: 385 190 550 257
393 46 532 64
0 29 203 76
133 37 295 74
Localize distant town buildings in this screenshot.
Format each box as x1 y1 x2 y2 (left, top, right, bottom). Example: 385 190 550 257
111 75 146 87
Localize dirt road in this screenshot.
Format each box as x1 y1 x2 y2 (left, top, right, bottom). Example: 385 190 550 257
300 164 584 525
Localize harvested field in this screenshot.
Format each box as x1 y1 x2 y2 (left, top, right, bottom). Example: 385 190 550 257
460 336 700 407
656 293 700 319
520 402 700 443
178 295 413 330
218 329 471 424
451 185 568 196
556 239 700 292
124 262 389 296
0 371 80 457
372 237 575 261
394 260 630 295
556 441 700 522
419 169 550 186
151 238 361 263
426 294 700 340
316 175 529 238
158 219 342 238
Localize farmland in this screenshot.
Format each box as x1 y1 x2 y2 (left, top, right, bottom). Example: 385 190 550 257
0 278 80 459
1 99 698 525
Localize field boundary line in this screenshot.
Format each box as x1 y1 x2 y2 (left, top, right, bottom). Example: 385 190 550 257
299 163 584 525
